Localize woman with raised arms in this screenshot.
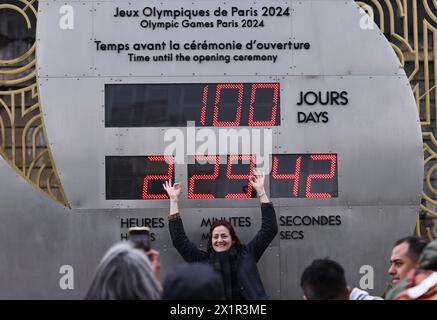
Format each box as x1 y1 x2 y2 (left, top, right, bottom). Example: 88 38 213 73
163 169 278 300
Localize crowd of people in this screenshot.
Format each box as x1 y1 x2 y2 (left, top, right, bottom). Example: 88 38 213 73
85 171 437 300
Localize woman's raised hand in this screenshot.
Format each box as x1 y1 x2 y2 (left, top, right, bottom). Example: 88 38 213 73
249 169 265 194
163 179 181 201
249 169 269 203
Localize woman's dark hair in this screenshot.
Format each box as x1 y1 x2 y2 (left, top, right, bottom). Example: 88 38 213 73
207 220 242 252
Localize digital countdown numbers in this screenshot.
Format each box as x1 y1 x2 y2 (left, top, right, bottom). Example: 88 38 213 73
105 154 338 200
106 156 175 200
270 154 338 199
187 155 256 199
105 83 280 127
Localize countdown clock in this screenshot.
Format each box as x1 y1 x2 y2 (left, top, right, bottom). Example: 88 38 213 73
104 83 338 200
23 0 425 299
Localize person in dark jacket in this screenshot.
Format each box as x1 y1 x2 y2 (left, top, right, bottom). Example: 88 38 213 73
163 169 278 300
162 263 225 300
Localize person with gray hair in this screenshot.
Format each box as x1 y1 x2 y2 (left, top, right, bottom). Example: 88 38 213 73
85 241 162 300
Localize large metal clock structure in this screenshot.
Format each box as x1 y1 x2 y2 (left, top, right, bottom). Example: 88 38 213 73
0 0 423 298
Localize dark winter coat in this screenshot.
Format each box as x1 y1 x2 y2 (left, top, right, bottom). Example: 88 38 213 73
168 202 278 300
162 263 225 300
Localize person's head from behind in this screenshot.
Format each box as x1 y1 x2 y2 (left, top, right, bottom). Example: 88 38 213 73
300 258 349 300
418 239 437 271
207 220 242 253
389 236 429 286
162 263 225 300
85 241 161 300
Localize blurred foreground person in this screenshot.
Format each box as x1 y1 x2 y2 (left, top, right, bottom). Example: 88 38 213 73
387 239 437 300
388 236 429 287
301 258 349 300
162 263 225 300
85 241 162 300
301 258 382 300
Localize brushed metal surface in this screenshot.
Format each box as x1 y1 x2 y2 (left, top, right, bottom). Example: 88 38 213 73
0 0 421 299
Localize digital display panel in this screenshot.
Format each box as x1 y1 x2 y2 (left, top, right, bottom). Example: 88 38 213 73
105 83 280 127
187 155 256 199
105 154 338 200
270 154 338 198
106 156 174 200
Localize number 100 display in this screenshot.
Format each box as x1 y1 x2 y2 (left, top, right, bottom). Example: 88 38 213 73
105 154 338 200
105 83 280 127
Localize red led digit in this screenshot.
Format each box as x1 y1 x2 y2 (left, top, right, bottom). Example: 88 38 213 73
272 155 302 197
212 84 243 127
225 154 255 199
305 154 337 199
199 85 208 126
188 155 220 199
142 156 174 200
248 83 279 126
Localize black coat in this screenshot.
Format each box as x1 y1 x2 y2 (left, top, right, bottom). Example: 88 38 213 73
169 202 278 300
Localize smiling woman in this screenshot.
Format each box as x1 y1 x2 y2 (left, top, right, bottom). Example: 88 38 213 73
210 222 241 252
163 169 278 300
